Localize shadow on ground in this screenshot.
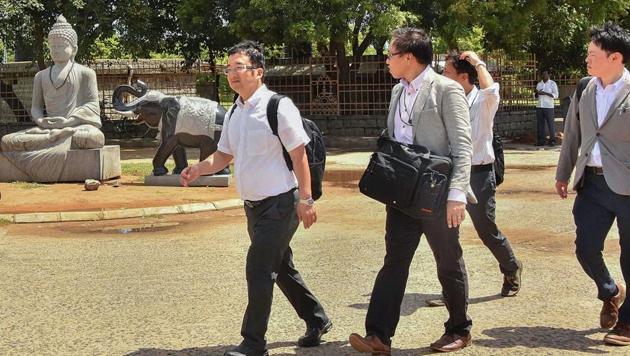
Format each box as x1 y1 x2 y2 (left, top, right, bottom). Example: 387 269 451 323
125 340 438 356
476 326 609 354
125 341 349 356
350 292 503 316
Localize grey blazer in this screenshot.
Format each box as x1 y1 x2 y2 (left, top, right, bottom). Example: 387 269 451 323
386 69 475 203
556 74 630 196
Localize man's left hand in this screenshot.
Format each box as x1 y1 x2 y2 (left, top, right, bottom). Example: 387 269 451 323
297 203 317 229
446 201 466 228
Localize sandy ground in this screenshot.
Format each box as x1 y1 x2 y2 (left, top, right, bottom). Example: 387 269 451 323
0 145 627 355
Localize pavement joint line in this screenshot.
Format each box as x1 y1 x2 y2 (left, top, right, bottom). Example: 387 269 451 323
4 199 243 224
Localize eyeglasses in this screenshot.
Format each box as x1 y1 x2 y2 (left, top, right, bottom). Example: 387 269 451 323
223 65 257 74
387 51 403 59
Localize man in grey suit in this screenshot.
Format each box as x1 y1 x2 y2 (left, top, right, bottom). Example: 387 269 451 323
349 27 474 354
556 22 630 346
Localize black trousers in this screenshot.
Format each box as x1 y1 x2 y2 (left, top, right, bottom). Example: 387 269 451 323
467 167 519 274
536 108 556 145
573 171 630 323
241 189 328 350
365 206 472 346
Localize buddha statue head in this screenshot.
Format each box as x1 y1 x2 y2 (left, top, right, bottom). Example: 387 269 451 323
48 15 78 63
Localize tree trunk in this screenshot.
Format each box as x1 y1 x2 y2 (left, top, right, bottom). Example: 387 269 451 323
32 18 46 70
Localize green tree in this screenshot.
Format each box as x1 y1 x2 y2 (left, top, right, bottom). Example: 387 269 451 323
232 0 417 58
175 0 238 64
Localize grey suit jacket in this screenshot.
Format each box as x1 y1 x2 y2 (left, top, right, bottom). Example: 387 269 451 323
556 74 630 195
386 69 475 203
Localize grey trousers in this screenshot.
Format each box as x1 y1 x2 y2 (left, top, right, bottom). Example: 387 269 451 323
467 166 519 274
536 107 556 145
240 189 328 351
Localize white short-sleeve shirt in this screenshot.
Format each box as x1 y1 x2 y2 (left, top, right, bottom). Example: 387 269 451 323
536 80 559 108
218 85 310 201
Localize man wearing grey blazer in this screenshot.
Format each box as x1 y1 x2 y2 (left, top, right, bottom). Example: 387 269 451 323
349 27 474 354
556 23 630 346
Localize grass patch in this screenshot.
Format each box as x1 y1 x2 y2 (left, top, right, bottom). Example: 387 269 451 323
0 218 12 225
11 181 46 189
121 161 234 177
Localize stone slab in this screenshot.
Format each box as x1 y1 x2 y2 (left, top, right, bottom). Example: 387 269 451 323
144 174 230 187
59 211 104 222
178 202 216 213
0 145 121 182
102 208 145 220
212 198 243 210
14 212 60 223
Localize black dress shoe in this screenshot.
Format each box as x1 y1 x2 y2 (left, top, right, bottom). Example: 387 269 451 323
224 343 268 356
298 319 333 347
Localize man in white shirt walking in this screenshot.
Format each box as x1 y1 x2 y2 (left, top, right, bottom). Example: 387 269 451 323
556 22 630 346
442 50 523 297
535 70 559 146
181 41 331 356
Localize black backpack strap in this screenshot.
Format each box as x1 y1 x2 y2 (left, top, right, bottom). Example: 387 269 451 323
575 76 592 121
266 93 294 171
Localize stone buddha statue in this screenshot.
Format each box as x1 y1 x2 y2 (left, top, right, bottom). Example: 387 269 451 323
1 15 104 152
0 15 117 183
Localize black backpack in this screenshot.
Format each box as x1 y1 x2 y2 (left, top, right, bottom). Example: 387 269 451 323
266 94 326 200
492 132 505 186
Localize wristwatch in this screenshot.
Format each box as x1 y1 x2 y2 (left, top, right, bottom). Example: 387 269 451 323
475 61 487 69
299 197 315 206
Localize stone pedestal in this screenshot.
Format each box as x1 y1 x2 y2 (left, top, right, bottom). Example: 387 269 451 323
0 145 121 182
144 174 230 187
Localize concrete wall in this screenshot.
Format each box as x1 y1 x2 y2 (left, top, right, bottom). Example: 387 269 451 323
307 105 569 140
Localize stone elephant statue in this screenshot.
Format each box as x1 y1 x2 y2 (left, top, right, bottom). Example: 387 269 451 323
112 80 229 176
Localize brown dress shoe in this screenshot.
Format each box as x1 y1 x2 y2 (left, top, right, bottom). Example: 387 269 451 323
429 333 472 352
604 322 630 346
348 333 391 355
601 282 626 329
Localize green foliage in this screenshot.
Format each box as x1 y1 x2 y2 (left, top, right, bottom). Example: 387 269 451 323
455 26 485 53
1 0 629 73
11 181 46 189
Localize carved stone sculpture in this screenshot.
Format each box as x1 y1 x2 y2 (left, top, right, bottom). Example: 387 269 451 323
0 15 118 182
112 80 227 176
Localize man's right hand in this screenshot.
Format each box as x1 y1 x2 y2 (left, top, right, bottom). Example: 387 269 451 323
180 165 200 187
555 180 569 199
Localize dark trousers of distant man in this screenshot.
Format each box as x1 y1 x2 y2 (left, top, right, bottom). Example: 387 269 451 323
467 165 519 274
536 108 556 145
365 206 472 345
241 188 328 351
573 170 630 323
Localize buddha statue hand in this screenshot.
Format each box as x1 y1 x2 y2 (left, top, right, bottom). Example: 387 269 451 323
37 116 77 129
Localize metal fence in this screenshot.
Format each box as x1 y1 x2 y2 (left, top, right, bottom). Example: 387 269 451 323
1 55 583 129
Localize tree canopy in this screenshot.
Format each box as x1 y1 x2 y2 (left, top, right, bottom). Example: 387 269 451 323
1 0 628 72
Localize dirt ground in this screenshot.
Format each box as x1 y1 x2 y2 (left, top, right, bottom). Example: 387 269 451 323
1 146 628 355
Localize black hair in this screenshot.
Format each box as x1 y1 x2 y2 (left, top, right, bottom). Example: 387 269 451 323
589 22 630 64
446 50 477 85
391 27 433 65
227 40 265 69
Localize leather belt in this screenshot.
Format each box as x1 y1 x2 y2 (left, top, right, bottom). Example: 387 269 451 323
471 163 493 173
244 200 263 208
586 166 604 175
243 188 296 209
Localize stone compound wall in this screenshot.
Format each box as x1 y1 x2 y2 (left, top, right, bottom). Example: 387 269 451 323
308 109 549 139
310 103 571 139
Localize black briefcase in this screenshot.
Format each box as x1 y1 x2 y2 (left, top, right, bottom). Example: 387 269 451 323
359 134 452 219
